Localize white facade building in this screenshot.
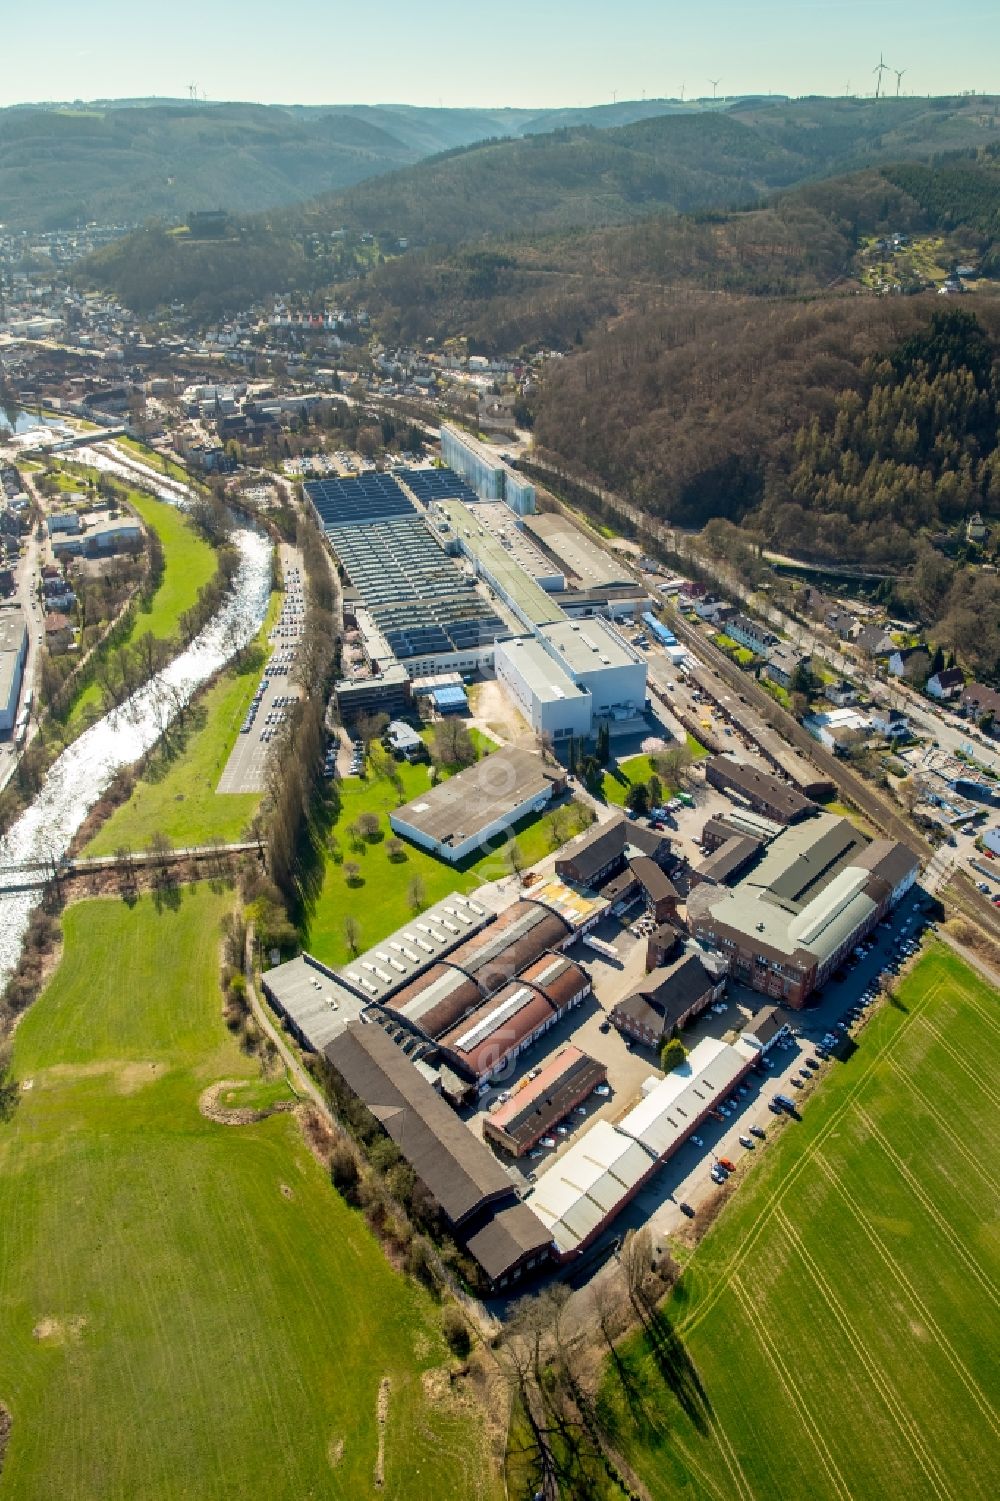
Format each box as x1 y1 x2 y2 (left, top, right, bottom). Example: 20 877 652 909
537 617 647 722
495 635 593 741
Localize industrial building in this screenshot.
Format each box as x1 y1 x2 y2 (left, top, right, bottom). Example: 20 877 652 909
309 475 508 717
494 634 593 741
324 1021 552 1290
537 618 646 723
439 424 536 515
527 1036 755 1259
706 754 816 826
522 512 634 592
555 815 671 891
687 815 920 1006
0 607 28 734
483 1047 608 1157
260 952 369 1053
609 952 725 1048
436 954 591 1088
389 747 564 863
432 498 563 631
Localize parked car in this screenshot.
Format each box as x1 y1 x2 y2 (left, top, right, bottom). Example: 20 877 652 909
739 1135 754 1150
718 1157 737 1173
678 1201 696 1218
749 1125 766 1140
539 1136 556 1149
710 1164 728 1183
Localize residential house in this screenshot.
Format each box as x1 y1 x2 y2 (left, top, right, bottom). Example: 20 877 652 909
871 707 911 740
826 680 859 707
765 642 809 690
722 613 778 656
857 624 895 658
692 596 735 625
44 612 74 652
926 666 964 701
966 512 989 546
825 606 858 639
962 682 1000 730
889 646 927 679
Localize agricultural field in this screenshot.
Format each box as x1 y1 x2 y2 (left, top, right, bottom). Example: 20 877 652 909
83 593 279 854
0 890 499 1501
581 944 1000 1501
301 753 593 968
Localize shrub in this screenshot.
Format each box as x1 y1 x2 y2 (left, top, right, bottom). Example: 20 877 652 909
441 1304 472 1358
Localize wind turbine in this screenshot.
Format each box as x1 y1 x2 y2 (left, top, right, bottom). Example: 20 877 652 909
894 68 906 97
873 55 889 99
709 78 721 100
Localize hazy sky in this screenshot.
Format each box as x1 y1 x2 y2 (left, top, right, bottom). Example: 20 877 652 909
4 0 997 109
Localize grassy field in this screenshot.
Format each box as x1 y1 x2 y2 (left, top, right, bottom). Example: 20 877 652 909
575 944 1000 1501
115 435 193 485
301 756 592 967
0 891 499 1501
83 594 280 854
66 487 217 730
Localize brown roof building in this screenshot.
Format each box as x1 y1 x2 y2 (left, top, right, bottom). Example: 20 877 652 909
446 899 572 996
706 754 815 825
483 1046 608 1156
325 1021 552 1289
610 953 724 1048
555 815 670 889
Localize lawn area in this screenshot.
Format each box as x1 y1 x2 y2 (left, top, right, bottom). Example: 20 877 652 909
573 945 1000 1501
66 486 217 731
601 753 669 807
822 796 878 837
115 434 192 485
301 757 592 967
83 593 279 854
0 890 499 1501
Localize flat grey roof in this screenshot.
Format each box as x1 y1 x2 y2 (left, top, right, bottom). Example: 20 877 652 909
523 512 632 589
0 609 27 656
391 747 558 850
497 635 587 703
338 891 494 1003
435 499 564 627
260 955 367 1052
538 616 641 674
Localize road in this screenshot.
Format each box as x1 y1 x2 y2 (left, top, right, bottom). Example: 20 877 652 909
0 494 43 793
523 459 1000 945
620 891 934 1248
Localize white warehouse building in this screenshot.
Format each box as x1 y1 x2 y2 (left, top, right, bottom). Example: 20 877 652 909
495 635 594 741
538 618 647 724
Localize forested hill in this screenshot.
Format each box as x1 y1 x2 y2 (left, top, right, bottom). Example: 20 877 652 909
305 94 1000 246
354 154 1000 351
533 304 1000 573
0 96 686 231
81 95 1000 316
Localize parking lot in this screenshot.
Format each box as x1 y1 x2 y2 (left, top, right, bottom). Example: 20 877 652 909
614 891 936 1249
457 860 935 1268
216 548 304 794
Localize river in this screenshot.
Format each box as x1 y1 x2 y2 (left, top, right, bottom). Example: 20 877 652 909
0 445 272 985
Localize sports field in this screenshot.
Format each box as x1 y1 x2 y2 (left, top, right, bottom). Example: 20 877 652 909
0 891 499 1501
587 945 1000 1501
